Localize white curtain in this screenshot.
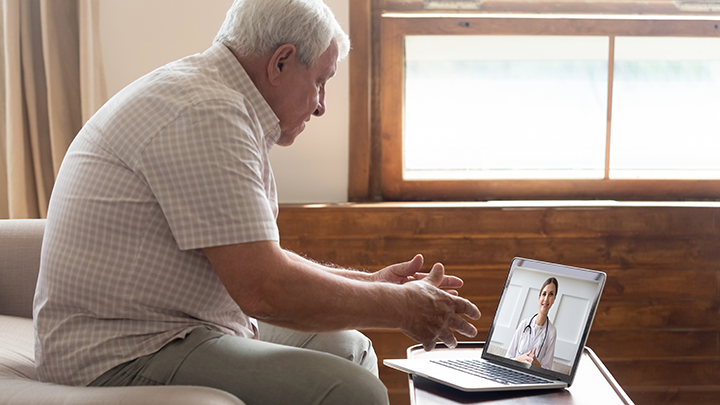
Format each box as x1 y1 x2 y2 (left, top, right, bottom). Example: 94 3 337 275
0 0 106 219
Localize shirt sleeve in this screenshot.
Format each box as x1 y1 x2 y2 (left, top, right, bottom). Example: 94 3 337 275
138 99 279 250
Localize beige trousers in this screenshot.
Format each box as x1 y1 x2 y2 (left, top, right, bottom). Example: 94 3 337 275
90 323 387 405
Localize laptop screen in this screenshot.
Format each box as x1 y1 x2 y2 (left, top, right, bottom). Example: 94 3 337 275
482 258 606 384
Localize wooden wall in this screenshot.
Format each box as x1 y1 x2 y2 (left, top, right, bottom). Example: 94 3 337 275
277 203 720 405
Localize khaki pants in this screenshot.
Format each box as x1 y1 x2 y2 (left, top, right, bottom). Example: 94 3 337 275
90 323 387 405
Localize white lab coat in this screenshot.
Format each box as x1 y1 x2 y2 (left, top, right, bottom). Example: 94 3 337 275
506 315 557 370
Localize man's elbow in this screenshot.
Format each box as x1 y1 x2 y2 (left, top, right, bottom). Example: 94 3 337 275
231 287 278 320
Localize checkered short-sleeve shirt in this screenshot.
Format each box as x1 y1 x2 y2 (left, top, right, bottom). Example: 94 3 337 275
33 43 281 386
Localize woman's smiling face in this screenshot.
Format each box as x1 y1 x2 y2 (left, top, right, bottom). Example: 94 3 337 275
538 283 557 316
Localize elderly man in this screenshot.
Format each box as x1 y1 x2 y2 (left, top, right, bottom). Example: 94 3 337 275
33 0 480 404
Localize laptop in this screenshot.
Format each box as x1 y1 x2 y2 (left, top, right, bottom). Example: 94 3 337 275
384 257 606 392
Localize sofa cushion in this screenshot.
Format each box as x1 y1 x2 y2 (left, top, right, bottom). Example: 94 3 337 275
0 315 37 381
0 315 246 404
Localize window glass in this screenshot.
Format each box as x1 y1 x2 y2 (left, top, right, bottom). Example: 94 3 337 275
404 35 609 180
611 37 720 179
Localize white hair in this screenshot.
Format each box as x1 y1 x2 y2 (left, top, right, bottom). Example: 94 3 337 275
214 0 350 66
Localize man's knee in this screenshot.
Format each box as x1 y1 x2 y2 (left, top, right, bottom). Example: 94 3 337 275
322 364 389 405
306 329 379 376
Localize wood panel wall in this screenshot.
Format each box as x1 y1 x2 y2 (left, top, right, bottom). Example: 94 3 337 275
277 203 720 405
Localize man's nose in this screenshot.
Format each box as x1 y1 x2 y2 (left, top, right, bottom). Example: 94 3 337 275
313 93 326 117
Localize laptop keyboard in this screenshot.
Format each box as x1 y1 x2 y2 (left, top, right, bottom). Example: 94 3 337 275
430 359 553 385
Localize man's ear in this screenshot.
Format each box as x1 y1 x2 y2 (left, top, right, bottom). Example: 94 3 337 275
267 44 297 86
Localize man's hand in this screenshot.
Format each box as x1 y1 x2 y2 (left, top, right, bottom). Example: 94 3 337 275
372 254 464 295
398 262 481 351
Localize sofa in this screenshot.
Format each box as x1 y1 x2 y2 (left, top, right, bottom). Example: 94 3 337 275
0 219 245 405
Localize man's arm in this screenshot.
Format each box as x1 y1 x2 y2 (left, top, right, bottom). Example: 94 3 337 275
284 250 373 281
203 240 480 350
286 249 465 292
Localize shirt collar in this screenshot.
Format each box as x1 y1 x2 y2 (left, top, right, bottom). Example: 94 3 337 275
203 42 282 147
531 318 547 334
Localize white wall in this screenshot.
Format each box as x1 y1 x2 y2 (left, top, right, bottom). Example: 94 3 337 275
98 0 350 203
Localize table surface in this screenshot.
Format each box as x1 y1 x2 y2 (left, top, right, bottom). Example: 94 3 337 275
407 342 634 405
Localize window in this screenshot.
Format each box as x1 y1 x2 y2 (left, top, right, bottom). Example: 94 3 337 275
348 0 720 201
404 35 610 181
611 37 720 179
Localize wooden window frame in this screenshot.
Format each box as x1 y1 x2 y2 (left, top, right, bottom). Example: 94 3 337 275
348 1 720 201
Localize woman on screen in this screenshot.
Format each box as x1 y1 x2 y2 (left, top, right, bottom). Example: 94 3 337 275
506 277 558 370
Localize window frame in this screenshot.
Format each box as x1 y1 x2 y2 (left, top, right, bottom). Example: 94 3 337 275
348 1 720 201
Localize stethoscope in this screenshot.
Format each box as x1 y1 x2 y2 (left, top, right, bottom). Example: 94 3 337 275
518 313 548 358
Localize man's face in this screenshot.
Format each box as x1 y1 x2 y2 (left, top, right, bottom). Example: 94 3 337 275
273 41 338 147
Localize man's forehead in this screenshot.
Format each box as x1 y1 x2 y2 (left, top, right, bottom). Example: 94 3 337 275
321 40 339 74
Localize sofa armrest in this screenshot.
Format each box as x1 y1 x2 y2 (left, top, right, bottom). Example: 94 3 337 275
0 219 45 319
